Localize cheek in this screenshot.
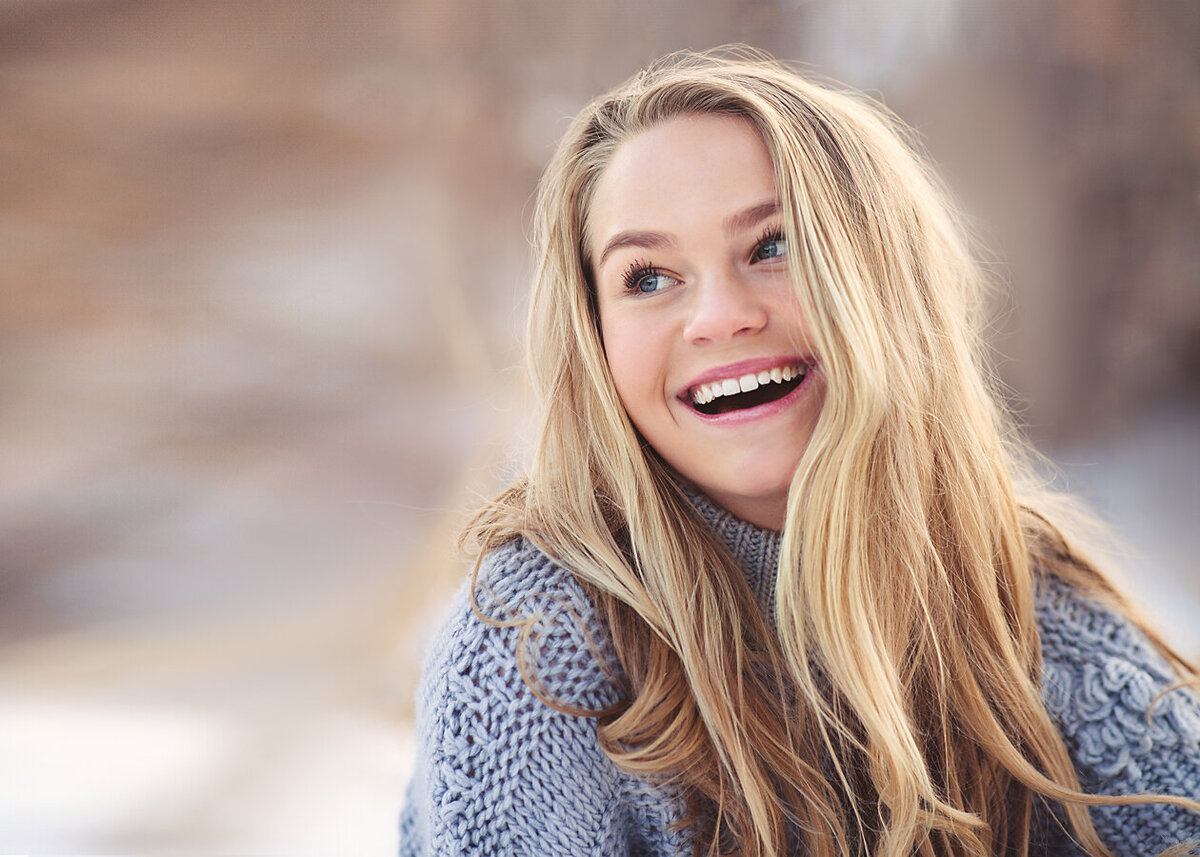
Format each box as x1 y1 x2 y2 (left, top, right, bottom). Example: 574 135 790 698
600 312 669 418
773 289 811 337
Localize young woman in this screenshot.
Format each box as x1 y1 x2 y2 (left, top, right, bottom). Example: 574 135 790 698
397 49 1200 857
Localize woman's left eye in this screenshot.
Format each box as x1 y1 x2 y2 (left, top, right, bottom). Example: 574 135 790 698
752 230 787 263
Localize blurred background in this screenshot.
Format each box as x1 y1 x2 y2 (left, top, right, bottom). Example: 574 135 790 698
1 0 1197 853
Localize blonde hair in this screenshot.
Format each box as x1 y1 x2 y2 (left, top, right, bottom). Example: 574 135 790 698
466 48 1199 857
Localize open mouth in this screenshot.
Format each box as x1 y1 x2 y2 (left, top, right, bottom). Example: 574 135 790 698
687 362 808 416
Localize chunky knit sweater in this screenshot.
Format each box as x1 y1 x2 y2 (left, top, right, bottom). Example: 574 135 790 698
397 492 1200 855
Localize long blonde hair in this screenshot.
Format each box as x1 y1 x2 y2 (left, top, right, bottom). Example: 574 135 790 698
466 48 1199 857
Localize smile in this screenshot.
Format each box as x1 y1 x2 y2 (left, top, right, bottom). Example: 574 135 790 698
684 360 810 416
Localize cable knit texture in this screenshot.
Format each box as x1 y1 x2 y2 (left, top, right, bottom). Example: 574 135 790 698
398 492 1200 855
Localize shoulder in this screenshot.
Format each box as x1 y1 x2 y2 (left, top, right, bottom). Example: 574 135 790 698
1034 573 1200 769
1034 572 1181 680
403 539 640 854
423 536 625 714
1033 573 1200 850
1033 573 1196 734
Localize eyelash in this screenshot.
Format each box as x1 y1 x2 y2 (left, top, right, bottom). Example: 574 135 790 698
752 225 786 262
618 225 786 294
621 258 665 294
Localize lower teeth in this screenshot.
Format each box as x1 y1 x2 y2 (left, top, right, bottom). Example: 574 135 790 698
696 374 803 415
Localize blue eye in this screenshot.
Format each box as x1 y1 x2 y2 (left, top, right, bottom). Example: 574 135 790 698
622 263 676 294
753 230 786 262
634 272 671 293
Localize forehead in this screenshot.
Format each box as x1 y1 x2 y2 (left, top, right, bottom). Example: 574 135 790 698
587 114 777 257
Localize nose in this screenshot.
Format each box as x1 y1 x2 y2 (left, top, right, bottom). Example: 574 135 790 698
682 270 769 344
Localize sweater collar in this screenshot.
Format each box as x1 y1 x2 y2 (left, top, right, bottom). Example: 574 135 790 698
678 484 783 621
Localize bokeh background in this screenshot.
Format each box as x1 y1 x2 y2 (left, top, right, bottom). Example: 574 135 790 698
2 0 1197 853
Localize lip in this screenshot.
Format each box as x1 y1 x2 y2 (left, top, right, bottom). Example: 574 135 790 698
676 355 817 425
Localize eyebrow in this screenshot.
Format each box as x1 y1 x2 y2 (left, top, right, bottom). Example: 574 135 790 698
723 199 780 237
596 199 780 270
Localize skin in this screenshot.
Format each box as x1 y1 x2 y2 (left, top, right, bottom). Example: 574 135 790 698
589 113 826 530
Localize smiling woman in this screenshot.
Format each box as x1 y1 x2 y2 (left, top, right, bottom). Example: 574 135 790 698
397 49 1200 857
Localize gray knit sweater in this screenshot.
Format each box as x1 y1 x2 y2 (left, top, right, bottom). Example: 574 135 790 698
397 493 1200 855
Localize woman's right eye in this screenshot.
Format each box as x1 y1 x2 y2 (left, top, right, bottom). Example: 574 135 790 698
622 265 678 295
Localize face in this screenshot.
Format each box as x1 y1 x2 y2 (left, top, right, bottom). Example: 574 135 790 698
589 114 826 530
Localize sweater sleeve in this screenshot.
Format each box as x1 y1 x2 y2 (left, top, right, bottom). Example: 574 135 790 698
1036 575 1200 855
397 540 637 856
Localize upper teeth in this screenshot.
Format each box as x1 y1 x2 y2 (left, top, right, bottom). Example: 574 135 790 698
691 363 805 405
